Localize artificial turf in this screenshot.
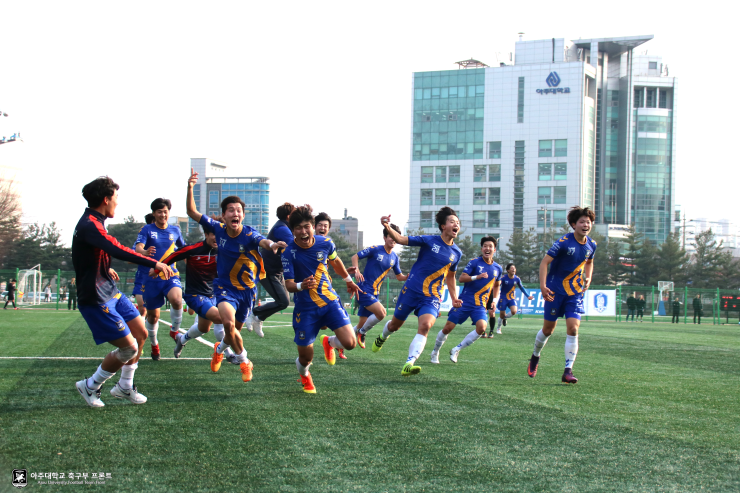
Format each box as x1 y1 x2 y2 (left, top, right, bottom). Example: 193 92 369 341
0 310 738 492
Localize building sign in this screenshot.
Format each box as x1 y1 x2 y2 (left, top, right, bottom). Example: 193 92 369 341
536 71 571 95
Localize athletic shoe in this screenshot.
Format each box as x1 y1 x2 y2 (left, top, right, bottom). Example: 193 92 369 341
528 354 540 378
401 362 421 376
430 351 440 364
253 318 264 338
151 344 160 361
562 368 578 384
320 334 336 365
240 361 254 382
338 348 347 360
225 352 239 365
371 336 386 353
449 347 459 363
169 330 178 340
174 334 186 359
356 331 366 349
496 328 502 335
110 383 147 404
245 313 255 332
210 345 223 372
502 317 507 327
300 373 316 394
76 379 104 408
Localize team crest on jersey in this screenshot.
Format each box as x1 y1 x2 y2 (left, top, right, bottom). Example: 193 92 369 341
298 331 305 340
390 260 395 266
449 254 456 262
169 234 174 241
317 251 325 261
377 254 384 262
239 244 245 253
567 247 575 256
116 320 126 331
551 308 557 315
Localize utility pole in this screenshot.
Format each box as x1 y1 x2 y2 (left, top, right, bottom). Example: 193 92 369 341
682 214 686 250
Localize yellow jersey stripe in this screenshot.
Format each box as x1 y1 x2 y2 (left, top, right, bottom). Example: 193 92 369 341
157 242 178 279
229 254 256 290
372 266 393 295
474 279 495 306
249 250 266 281
562 259 588 296
422 263 451 297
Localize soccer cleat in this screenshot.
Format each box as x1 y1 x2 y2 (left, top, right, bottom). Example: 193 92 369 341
356 331 366 349
338 348 347 360
110 383 147 404
562 368 578 384
245 313 255 332
240 361 254 382
502 317 507 327
300 373 316 393
430 351 440 364
321 334 336 365
253 319 264 338
449 347 459 363
151 344 160 361
210 345 223 372
225 352 239 365
169 330 178 340
76 379 104 408
496 328 502 335
528 354 540 378
173 333 186 359
371 336 386 353
401 362 421 376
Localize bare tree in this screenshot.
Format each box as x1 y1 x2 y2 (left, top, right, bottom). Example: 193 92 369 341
0 173 22 268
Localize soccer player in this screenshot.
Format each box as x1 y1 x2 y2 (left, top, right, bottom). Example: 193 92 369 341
282 205 361 393
371 207 462 376
528 206 597 384
495 264 534 334
351 224 408 348
186 168 286 383
247 202 296 337
73 176 174 407
131 213 155 317
430 236 502 363
135 199 185 360
4 278 17 309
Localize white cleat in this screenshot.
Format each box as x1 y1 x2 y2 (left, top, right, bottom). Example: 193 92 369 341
253 318 264 338
449 348 460 363
174 333 186 358
110 383 147 404
224 352 239 365
245 313 255 332
496 328 502 334
76 379 104 408
430 351 440 364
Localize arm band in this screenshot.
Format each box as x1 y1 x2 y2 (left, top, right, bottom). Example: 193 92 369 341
296 282 302 291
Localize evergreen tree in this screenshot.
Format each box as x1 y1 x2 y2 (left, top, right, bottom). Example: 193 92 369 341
656 232 689 285
689 229 723 288
186 227 205 245
327 232 356 268
623 225 644 285
398 228 423 274
500 228 539 283
6 222 72 271
0 175 22 269
715 251 740 290
107 216 146 272
455 234 479 271
600 239 628 286
634 239 660 286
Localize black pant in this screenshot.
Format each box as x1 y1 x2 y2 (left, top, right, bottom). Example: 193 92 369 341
4 297 16 309
672 312 680 323
68 295 77 310
253 272 290 322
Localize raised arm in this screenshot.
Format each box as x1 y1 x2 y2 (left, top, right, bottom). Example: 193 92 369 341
380 215 408 246
186 167 202 223
259 238 288 255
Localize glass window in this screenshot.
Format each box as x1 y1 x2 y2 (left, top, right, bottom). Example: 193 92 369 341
420 211 433 228
539 140 552 157
488 141 501 159
488 188 500 205
473 188 486 205
646 89 656 108
537 210 552 228
421 189 433 205
659 90 668 109
474 165 487 182
473 234 486 244
435 189 446 205
649 61 658 69
473 211 486 228
538 163 552 180
209 190 219 206
554 140 567 157
435 166 447 183
489 164 501 181
538 187 552 204
421 166 433 183
517 77 524 123
634 88 644 108
448 165 460 182
554 163 567 180
488 211 500 228
448 189 460 205
553 210 567 226
553 186 567 204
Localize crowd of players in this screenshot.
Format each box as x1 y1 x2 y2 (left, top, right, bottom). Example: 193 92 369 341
72 170 596 407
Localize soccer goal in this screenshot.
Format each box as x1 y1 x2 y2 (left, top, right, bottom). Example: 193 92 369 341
17 265 42 305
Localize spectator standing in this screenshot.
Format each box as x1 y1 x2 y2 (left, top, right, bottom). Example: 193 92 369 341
68 278 77 310
626 293 637 322
636 295 646 322
671 297 681 323
44 284 52 302
693 294 703 324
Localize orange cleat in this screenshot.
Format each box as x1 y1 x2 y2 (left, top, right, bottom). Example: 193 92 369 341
240 360 254 382
169 330 178 340
300 373 316 393
211 344 223 372
320 334 336 365
338 348 347 360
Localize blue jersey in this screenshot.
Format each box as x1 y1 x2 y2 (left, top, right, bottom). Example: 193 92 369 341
459 257 503 307
199 215 266 292
282 236 340 310
402 235 462 299
132 233 151 280
136 223 185 279
500 275 529 301
356 245 402 296
545 233 598 296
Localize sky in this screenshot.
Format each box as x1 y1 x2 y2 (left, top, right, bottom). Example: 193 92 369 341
0 1 735 246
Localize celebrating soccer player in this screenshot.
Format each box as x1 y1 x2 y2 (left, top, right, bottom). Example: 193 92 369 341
495 263 534 334
131 213 155 317
430 236 502 363
351 224 408 348
73 176 174 407
371 207 462 376
282 205 361 393
528 206 597 384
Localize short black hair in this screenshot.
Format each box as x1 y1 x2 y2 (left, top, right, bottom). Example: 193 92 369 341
505 263 515 272
221 196 246 214
151 198 172 212
383 223 401 238
567 205 596 229
144 213 155 225
289 205 315 231
480 236 497 248
82 176 119 208
435 206 458 232
276 202 296 221
315 212 332 228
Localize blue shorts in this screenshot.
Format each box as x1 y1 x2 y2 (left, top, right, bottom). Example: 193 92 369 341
293 299 351 346
215 284 256 324
497 298 517 312
357 291 380 318
185 294 217 319
393 289 440 321
132 283 144 297
544 292 585 322
79 292 139 345
447 304 488 326
132 270 147 296
143 277 182 310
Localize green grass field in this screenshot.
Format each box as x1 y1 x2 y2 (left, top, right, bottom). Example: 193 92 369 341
0 310 738 492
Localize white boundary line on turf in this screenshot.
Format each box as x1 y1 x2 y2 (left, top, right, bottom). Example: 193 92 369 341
159 320 215 348
0 357 210 360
